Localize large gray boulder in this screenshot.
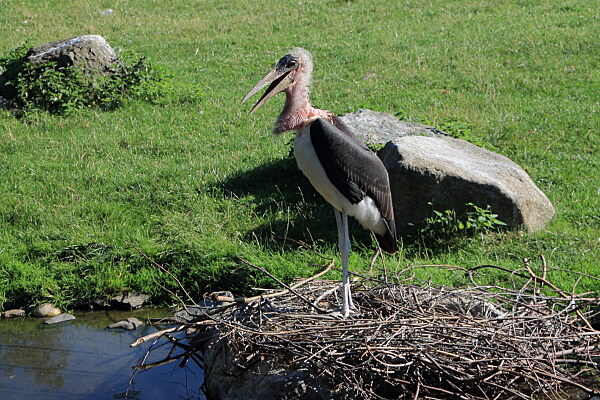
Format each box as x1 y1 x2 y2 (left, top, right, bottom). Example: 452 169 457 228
341 109 555 233
26 35 117 73
44 314 76 325
341 109 446 144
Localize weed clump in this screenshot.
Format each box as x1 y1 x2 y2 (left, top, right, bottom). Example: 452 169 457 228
423 202 507 237
413 202 507 253
0 44 201 117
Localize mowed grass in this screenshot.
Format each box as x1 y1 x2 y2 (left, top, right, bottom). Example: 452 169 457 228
0 0 598 309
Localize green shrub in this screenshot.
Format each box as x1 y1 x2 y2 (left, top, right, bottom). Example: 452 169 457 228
420 202 507 240
0 45 201 116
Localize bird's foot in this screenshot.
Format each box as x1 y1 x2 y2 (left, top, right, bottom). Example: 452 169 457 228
329 309 354 319
343 290 357 316
341 305 356 319
328 303 358 319
347 296 357 312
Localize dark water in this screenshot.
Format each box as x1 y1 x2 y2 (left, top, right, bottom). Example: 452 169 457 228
0 309 205 400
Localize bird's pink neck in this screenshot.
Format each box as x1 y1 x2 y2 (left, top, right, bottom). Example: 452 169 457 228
273 76 330 134
275 102 330 134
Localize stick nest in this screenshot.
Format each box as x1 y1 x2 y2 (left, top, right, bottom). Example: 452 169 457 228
138 256 600 399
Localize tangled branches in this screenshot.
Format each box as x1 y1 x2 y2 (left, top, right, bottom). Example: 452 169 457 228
135 256 600 399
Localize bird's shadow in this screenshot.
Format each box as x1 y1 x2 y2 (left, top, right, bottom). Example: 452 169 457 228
213 157 375 252
213 158 470 260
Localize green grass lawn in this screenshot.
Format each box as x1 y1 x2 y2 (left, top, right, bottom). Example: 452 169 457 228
0 0 598 310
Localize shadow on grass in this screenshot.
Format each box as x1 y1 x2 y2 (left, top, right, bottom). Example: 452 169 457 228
217 157 306 211
213 157 376 251
213 158 480 259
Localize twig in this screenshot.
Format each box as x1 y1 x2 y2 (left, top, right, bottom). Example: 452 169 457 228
131 326 179 348
236 257 328 314
133 352 188 370
244 259 334 303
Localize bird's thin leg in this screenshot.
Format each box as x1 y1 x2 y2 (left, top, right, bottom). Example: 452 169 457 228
335 208 355 317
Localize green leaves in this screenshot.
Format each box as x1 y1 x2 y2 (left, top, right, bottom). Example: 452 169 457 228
422 202 507 240
0 46 202 117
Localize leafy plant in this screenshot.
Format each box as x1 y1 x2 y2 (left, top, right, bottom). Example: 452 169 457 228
14 62 91 114
366 142 384 153
420 202 507 240
0 45 202 116
462 203 508 231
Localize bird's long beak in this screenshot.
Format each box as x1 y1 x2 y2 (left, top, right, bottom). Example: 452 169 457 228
242 67 293 115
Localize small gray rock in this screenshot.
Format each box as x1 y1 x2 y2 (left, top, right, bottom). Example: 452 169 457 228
31 303 61 318
111 293 150 310
44 314 75 325
107 318 144 330
126 317 144 329
108 320 136 330
1 309 26 318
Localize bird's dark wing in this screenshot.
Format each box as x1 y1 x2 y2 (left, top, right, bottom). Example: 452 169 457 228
309 117 397 250
310 118 365 205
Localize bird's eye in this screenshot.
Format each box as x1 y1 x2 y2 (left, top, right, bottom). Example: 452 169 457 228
287 60 297 68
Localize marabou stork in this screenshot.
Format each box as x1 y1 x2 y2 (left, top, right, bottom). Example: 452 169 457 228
242 48 397 317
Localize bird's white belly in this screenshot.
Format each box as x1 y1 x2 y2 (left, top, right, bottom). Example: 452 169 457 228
293 129 387 235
